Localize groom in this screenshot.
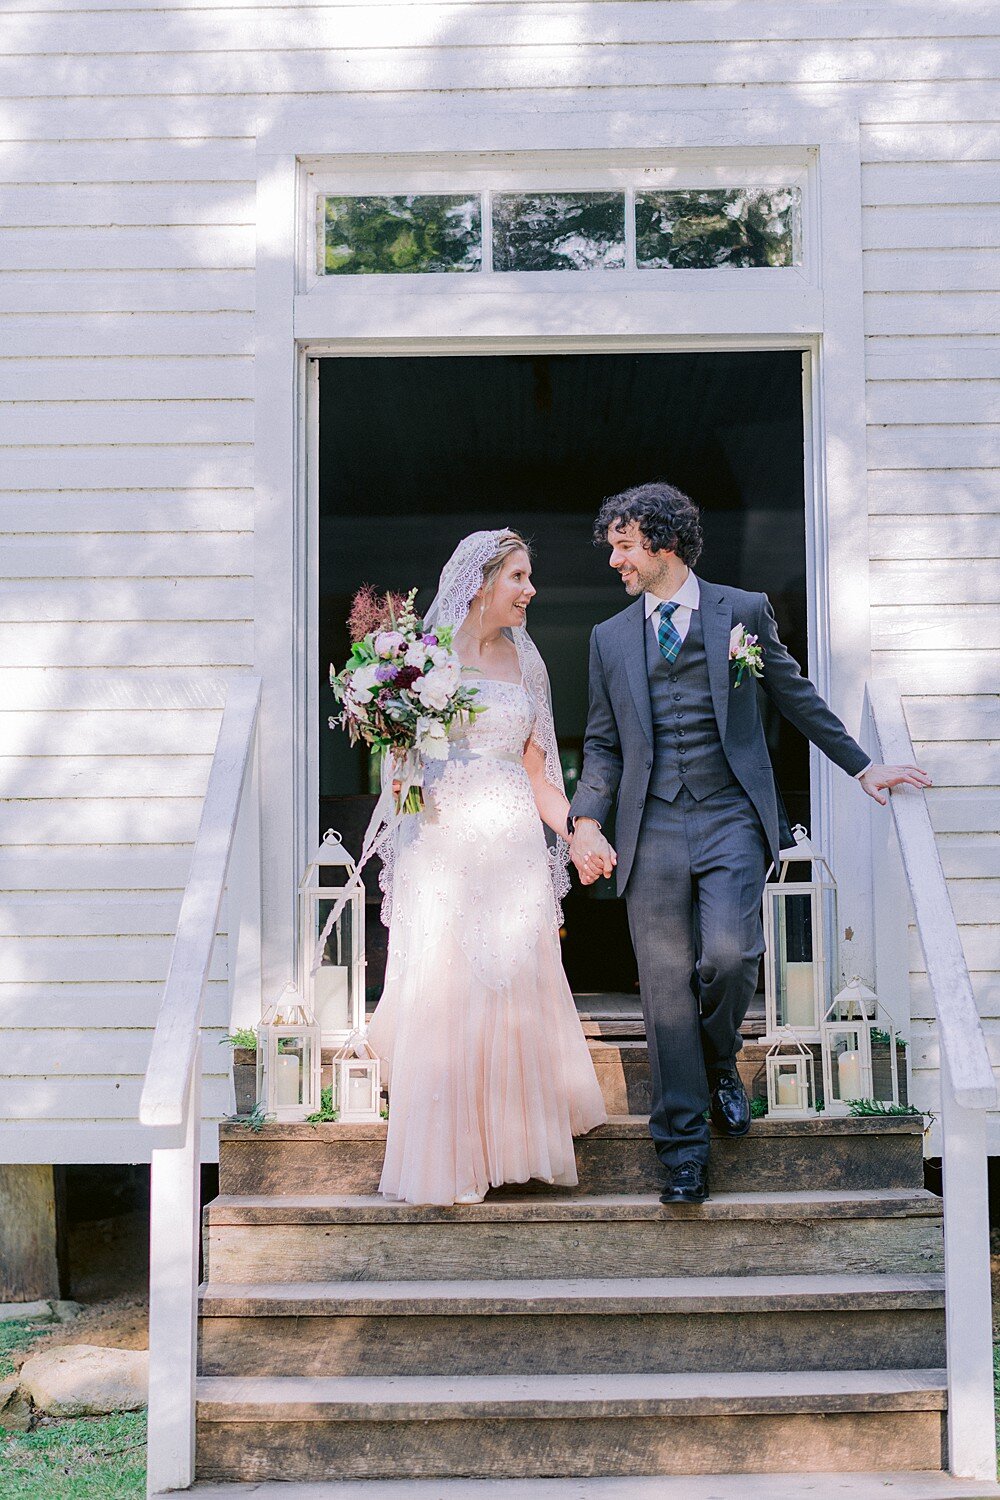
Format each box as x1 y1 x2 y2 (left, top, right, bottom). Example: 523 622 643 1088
568 481 930 1204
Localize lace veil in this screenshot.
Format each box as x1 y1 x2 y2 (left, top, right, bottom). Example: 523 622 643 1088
377 529 571 925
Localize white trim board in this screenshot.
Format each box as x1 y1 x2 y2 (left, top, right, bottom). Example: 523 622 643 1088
253 106 875 1033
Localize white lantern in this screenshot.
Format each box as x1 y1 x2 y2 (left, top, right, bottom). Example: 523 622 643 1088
763 825 838 1041
333 1031 382 1124
821 977 908 1114
765 1028 817 1119
256 982 321 1122
299 829 366 1046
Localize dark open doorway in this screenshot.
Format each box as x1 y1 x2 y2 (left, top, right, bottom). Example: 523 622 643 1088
318 349 809 1004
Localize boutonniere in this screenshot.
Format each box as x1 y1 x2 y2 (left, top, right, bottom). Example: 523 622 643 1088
729 623 764 687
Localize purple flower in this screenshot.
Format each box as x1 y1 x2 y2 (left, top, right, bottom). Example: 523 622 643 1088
375 663 399 682
421 633 438 646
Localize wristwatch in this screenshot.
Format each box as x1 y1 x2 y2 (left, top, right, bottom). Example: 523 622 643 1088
566 815 601 838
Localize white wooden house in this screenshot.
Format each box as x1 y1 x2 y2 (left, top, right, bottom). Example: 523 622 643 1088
1 4 999 1489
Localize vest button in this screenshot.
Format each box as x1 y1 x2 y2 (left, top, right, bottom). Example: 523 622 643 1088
645 759 652 770
669 674 678 683
673 693 681 701
679 729 686 737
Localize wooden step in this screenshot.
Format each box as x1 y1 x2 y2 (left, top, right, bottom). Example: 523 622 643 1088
217 1115 926 1198
198 1271 946 1379
203 1188 943 1284
588 1039 770 1113
574 992 767 1041
194 1368 947 1482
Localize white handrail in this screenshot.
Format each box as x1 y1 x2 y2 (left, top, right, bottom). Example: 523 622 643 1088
140 675 263 1129
866 679 995 1110
142 674 262 1496
866 677 997 1481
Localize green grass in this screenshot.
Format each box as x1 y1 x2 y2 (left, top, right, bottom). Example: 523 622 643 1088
0 1319 57 1380
0 1321 145 1497
0 1412 145 1499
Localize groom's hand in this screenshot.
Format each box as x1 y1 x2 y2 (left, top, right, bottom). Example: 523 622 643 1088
858 761 933 806
570 819 617 885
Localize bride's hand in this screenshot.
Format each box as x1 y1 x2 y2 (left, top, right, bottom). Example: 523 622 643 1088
570 819 617 885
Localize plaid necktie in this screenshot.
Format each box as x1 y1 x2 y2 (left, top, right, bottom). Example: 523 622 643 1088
657 600 682 663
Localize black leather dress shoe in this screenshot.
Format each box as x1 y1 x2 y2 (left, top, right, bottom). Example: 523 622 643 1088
709 1067 751 1137
659 1160 710 1204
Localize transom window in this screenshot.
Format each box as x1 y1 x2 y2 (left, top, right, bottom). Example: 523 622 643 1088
316 186 802 276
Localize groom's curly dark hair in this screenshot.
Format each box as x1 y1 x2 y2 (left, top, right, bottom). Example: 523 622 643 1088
592 481 704 568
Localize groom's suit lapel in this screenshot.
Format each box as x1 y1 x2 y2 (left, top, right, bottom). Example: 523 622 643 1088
699 579 733 744
620 598 654 746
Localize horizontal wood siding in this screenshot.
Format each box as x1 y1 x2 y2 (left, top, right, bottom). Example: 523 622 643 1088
0 1 997 1157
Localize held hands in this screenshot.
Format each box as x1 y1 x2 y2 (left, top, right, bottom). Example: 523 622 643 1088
570 818 618 886
858 762 933 806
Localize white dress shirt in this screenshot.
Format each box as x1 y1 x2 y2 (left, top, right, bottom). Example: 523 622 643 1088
644 568 701 646
645 570 870 778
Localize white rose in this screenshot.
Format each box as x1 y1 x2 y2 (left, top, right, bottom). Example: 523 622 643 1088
416 718 449 760
404 641 430 669
429 646 452 668
414 666 456 712
349 663 380 704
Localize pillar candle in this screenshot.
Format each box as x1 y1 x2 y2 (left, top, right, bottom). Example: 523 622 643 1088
347 1066 372 1113
776 1073 800 1108
837 1049 863 1101
783 962 816 1028
314 965 351 1033
275 1053 301 1107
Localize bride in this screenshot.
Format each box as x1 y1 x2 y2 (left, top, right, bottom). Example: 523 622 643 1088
367 529 608 1206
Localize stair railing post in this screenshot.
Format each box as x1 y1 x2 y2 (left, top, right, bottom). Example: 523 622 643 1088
146 1036 203 1496
940 1055 997 1480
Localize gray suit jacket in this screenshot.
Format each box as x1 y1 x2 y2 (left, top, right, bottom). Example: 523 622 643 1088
569 579 870 890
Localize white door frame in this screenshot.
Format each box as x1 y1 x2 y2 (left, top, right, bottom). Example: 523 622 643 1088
253 104 873 1007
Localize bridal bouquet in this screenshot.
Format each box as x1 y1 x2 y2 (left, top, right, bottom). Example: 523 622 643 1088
330 586 484 813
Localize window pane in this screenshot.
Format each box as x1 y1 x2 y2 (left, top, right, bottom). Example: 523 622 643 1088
635 188 801 269
319 195 482 274
493 192 626 271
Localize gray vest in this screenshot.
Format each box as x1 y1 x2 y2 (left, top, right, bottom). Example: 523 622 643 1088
645 604 737 803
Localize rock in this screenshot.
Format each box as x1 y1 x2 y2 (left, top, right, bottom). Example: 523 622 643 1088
18 1344 148 1417
49 1300 85 1323
0 1375 31 1432
0 1300 55 1324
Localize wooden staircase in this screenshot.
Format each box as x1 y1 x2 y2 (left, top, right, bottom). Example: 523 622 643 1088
195 1031 950 1486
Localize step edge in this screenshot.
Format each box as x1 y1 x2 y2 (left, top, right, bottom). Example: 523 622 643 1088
195 1367 949 1421
204 1187 944 1226
219 1115 926 1142
198 1273 946 1317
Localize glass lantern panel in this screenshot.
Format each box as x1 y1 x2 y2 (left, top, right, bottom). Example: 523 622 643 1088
829 1032 866 1103
274 1035 308 1108
313 896 356 1035
344 1063 375 1113
769 889 816 1029
774 1059 806 1108
871 1029 905 1106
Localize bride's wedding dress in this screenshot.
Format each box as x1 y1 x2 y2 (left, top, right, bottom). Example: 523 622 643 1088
367 672 608 1206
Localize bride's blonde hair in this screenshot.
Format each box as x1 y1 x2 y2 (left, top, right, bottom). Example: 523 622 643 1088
479 529 532 598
